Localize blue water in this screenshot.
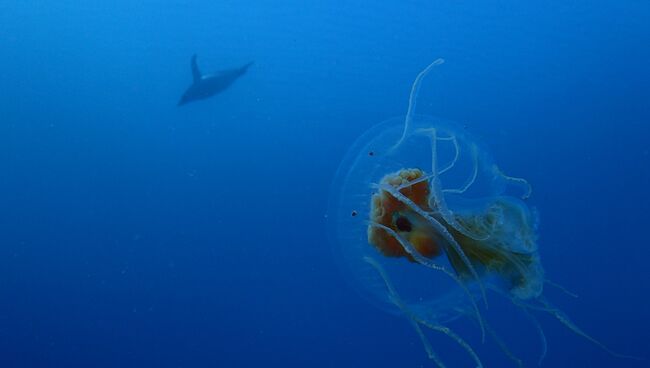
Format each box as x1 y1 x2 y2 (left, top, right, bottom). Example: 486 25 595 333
1 1 648 367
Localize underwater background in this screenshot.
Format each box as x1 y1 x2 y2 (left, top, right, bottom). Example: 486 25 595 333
1 1 648 367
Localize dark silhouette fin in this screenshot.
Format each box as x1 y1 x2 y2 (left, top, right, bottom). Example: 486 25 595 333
191 54 201 83
178 55 252 106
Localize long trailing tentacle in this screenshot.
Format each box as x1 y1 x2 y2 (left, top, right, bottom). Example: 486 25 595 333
484 285 548 366
537 297 643 361
425 129 489 242
364 256 448 367
436 135 460 175
396 171 436 191
520 307 548 366
483 320 524 368
492 165 532 200
409 319 447 368
505 291 642 361
369 221 486 342
392 58 445 152
544 279 578 298
442 143 479 195
459 291 525 368
416 318 484 368
364 256 483 368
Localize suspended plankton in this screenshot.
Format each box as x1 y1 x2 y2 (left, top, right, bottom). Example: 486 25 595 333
328 59 637 367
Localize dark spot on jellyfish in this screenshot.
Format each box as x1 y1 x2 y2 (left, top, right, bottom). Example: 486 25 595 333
351 210 358 217
395 216 412 232
368 151 375 156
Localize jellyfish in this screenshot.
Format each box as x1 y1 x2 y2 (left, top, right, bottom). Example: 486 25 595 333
328 59 637 367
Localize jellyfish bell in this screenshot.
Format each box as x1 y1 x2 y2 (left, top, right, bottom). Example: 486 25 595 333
330 114 540 295
328 60 636 367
